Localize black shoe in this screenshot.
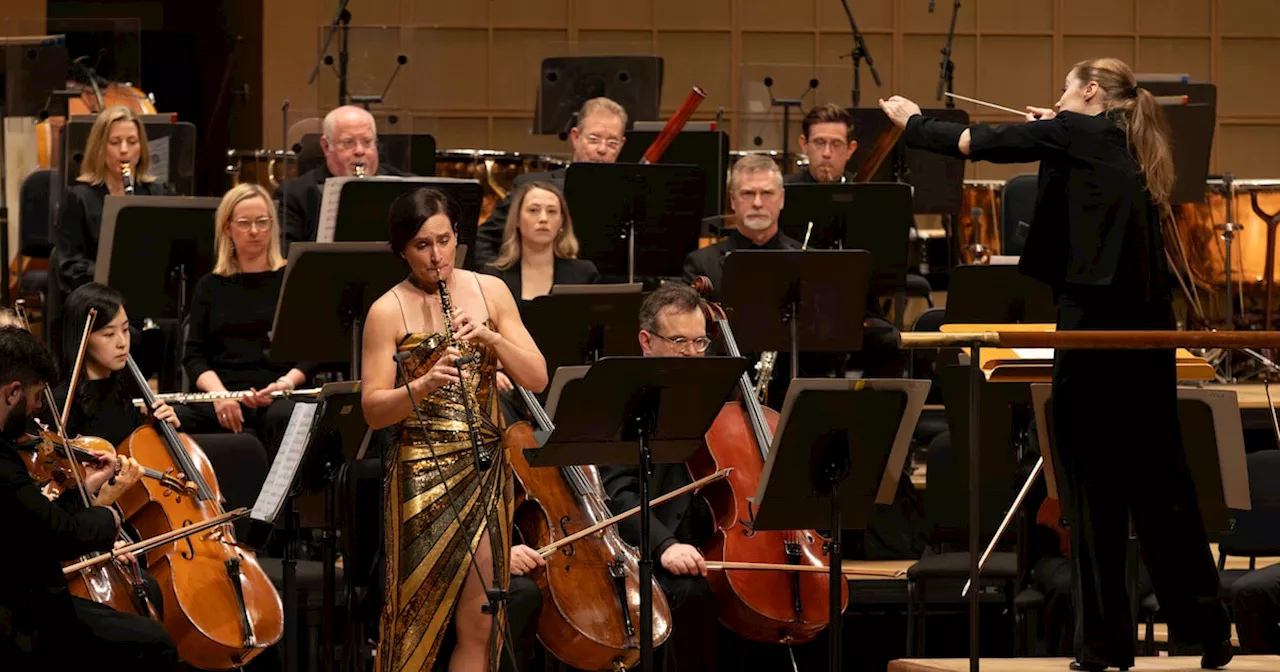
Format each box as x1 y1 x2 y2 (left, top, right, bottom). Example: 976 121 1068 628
1201 639 1233 669
1070 662 1129 672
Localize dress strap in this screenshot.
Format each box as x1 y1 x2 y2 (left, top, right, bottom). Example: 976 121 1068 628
389 285 412 334
471 271 493 323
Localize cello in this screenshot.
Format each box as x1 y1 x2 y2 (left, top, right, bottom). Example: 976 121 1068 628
113 354 283 669
687 277 850 644
506 386 673 671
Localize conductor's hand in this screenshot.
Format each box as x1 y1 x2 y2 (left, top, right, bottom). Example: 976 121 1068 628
510 544 546 576
660 543 707 577
495 371 513 394
878 96 922 128
451 308 500 347
410 346 463 398
148 400 181 429
213 398 244 433
96 457 143 506
1025 105 1057 122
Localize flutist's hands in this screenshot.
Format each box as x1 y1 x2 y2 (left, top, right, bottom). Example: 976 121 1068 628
452 308 500 347
410 346 463 398
879 96 922 128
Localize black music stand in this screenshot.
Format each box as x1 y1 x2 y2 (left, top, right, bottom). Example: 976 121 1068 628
268 242 405 380
526 355 750 672
319 177 483 269
0 38 69 117
62 115 199 195
563 163 705 282
1137 80 1216 206
521 284 644 402
95 196 219 319
777 182 913 296
535 56 664 136
617 130 729 219
720 250 873 381
848 108 970 214
944 263 1055 324
752 378 928 671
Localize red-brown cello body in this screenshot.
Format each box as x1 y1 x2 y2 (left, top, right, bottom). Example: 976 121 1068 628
688 278 850 644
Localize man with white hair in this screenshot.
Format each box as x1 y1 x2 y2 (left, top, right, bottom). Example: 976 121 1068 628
473 96 628 267
276 105 412 250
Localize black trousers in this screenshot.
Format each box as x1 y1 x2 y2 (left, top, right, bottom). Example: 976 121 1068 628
655 569 718 672
174 398 297 463
1053 287 1229 667
1232 564 1280 654
23 596 178 669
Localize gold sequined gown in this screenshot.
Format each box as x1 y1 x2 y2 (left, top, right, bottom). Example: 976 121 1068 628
378 325 512 671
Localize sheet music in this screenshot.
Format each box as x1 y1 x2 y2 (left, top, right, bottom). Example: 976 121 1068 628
149 136 171 184
315 176 357 243
1012 348 1053 360
250 401 318 523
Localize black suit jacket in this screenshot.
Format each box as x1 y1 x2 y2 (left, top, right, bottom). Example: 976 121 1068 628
905 110 1171 299
0 440 119 653
783 168 854 185
53 181 174 293
479 256 600 310
681 228 800 302
473 168 567 268
277 163 414 251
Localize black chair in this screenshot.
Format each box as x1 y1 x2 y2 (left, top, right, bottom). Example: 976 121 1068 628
1218 450 1280 589
17 169 57 302
1000 174 1037 256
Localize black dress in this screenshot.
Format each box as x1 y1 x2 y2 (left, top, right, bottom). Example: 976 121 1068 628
904 110 1230 667
53 181 175 294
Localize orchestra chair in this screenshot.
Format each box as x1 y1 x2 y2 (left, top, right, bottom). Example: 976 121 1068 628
17 169 55 310
1000 174 1037 256
1216 450 1280 596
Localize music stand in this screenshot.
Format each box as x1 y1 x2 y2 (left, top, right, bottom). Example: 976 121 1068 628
95 196 219 319
617 129 729 219
315 176 482 266
752 378 928 670
563 163 705 282
526 355 750 672
62 115 199 195
944 263 1055 324
535 56 663 136
777 182 913 296
268 242 405 380
848 108 970 214
720 250 873 381
521 284 644 403
1137 80 1216 206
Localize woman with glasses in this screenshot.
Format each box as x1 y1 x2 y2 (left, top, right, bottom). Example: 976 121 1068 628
177 183 315 460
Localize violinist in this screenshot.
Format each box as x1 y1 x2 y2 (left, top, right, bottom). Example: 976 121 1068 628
598 283 719 672
0 326 177 667
474 97 628 267
880 56 1232 671
180 183 316 460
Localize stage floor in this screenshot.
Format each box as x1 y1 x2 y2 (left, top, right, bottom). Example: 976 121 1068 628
888 656 1280 671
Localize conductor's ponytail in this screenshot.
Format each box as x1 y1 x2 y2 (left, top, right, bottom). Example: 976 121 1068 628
1072 58 1175 215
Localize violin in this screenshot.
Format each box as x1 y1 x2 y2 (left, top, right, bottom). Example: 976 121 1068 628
20 429 192 501
113 354 283 669
506 386 673 670
686 276 850 644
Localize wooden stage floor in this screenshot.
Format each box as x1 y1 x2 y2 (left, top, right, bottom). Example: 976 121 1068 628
888 657 1280 671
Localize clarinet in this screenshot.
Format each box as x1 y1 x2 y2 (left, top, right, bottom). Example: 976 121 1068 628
437 278 490 471
353 162 365 178
121 162 135 195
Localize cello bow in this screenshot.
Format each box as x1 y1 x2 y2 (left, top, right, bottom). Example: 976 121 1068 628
639 86 708 164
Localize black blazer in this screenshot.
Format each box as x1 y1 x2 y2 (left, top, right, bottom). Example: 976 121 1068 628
474 168 567 268
681 228 800 303
480 256 600 308
904 110 1170 299
54 181 174 293
277 163 414 251
783 168 854 184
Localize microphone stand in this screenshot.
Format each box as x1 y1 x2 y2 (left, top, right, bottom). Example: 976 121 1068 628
937 1 962 104
307 0 353 107
839 0 882 107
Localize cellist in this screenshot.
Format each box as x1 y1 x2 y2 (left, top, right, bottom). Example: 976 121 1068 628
0 325 176 667
598 283 719 671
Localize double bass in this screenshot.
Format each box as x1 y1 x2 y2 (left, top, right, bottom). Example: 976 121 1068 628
113 354 283 669
506 386 673 671
687 277 850 644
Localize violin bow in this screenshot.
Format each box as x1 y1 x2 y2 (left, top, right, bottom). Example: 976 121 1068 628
56 308 101 509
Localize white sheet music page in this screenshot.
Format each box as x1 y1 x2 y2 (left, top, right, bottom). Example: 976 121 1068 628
315 177 355 243
251 401 318 523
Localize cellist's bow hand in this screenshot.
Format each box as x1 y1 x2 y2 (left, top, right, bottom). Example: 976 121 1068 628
113 539 139 569
510 544 545 576
660 543 707 577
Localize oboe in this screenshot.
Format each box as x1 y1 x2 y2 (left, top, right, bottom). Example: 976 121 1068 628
437 279 489 470
353 162 365 178
121 162 135 195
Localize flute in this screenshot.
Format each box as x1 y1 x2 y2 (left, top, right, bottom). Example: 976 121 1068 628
133 387 322 406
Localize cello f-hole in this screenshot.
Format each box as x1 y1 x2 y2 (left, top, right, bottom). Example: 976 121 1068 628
181 521 196 559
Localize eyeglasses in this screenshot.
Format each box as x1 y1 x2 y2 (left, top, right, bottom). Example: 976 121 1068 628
333 136 376 151
231 217 272 232
808 138 848 151
651 333 712 353
584 134 623 150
